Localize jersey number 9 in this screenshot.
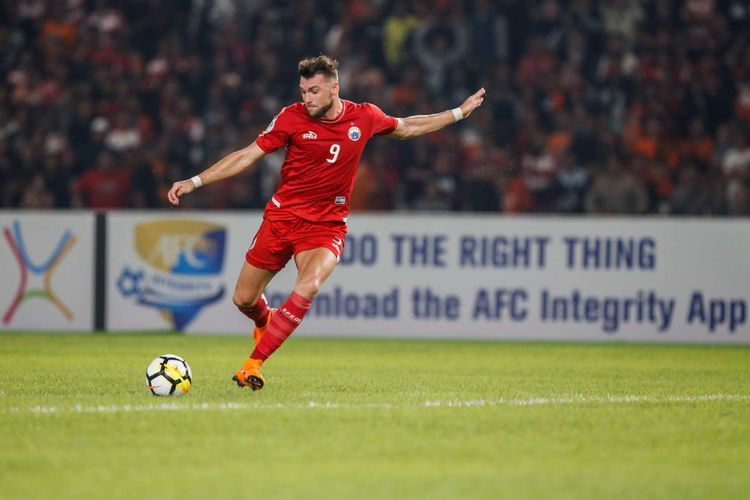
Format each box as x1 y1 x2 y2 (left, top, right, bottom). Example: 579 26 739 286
326 144 341 163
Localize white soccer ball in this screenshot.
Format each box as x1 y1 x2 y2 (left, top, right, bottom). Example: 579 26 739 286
146 354 192 396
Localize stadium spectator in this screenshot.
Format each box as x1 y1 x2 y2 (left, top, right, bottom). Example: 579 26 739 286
721 131 750 215
412 19 469 94
72 149 131 208
382 3 418 70
20 173 55 208
601 0 643 41
555 150 589 213
669 164 714 215
460 161 503 212
521 132 560 212
502 163 535 213
0 0 748 216
585 155 648 214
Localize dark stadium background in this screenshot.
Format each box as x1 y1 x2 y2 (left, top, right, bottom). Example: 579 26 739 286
1 0 749 215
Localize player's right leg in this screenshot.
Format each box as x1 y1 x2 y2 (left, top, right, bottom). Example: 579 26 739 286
233 219 293 390
232 262 277 390
232 261 278 344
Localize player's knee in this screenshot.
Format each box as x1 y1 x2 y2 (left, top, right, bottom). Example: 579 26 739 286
233 291 258 309
294 278 322 299
232 294 248 308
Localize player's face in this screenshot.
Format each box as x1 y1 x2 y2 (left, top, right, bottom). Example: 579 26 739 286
300 74 338 118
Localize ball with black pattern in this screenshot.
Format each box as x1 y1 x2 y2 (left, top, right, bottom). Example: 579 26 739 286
146 354 192 396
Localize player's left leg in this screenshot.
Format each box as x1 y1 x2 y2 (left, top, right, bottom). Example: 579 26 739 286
234 247 338 390
252 247 337 359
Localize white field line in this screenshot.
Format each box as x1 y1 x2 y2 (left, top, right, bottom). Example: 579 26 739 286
2 394 749 415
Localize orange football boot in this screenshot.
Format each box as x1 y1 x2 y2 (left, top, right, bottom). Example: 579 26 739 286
232 358 265 391
253 308 276 345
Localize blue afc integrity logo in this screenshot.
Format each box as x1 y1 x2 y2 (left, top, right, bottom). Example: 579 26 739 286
117 220 226 330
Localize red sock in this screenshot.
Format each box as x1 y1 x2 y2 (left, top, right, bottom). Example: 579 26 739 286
251 292 312 360
236 294 270 327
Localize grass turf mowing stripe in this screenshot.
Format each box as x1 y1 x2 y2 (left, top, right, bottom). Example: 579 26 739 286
4 393 749 415
1 336 748 500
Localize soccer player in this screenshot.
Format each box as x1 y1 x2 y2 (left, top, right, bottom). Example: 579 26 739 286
167 55 485 390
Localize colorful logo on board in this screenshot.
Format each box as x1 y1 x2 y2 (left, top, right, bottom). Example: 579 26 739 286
116 220 226 330
2 221 77 324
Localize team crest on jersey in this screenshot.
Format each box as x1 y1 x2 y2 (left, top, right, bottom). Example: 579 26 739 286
347 126 361 141
302 130 317 139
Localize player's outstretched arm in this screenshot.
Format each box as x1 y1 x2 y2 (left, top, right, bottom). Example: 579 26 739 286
389 87 485 140
167 142 267 206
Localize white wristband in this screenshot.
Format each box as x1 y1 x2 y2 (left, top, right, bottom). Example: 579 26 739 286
190 175 203 188
451 107 464 122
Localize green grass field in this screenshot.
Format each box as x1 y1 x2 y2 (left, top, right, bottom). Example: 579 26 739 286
1 333 748 500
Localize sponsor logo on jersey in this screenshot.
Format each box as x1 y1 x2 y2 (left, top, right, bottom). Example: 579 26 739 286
347 126 361 141
302 130 317 140
335 196 346 205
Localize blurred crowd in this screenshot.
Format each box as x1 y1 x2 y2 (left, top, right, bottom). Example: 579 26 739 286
1 0 750 215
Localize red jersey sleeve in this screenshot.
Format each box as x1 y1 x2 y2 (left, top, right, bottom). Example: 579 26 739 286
256 107 294 153
366 103 398 136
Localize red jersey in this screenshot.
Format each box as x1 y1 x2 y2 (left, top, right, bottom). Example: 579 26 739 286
74 168 132 208
255 100 398 222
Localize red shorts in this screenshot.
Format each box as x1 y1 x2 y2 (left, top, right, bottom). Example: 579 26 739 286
245 217 348 271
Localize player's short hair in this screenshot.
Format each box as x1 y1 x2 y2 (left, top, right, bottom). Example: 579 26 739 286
298 55 339 81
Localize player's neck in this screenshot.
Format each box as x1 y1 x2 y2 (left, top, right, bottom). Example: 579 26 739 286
320 97 344 121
